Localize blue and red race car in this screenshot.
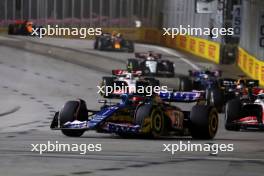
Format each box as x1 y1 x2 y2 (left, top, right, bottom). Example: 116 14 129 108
50 91 219 139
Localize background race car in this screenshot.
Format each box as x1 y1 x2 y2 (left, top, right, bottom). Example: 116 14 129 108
127 51 175 77
50 92 219 139
225 88 264 131
94 32 134 52
174 69 224 112
219 75 259 101
100 69 160 97
8 20 41 36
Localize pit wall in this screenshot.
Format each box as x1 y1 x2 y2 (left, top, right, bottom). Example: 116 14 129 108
237 47 264 85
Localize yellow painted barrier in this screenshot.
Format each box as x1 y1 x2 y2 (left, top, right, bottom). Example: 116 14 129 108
237 47 264 86
173 35 220 64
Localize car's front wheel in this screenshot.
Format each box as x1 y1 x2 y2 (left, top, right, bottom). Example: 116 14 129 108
190 105 218 139
60 100 87 137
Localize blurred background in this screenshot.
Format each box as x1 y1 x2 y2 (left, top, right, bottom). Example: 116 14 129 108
0 0 263 66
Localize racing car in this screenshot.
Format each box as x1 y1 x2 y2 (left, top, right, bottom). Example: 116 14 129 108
127 51 175 77
225 88 264 131
219 75 259 101
94 32 134 52
50 91 219 139
100 69 160 97
183 69 224 112
188 69 222 90
8 20 36 35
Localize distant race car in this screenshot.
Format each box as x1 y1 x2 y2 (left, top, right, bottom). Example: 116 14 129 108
127 51 175 77
8 20 40 35
188 69 222 90
219 75 259 102
94 32 134 52
50 91 219 139
100 69 160 97
186 69 224 111
225 88 264 131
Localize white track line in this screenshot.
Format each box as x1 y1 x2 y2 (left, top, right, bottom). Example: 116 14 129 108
137 44 200 70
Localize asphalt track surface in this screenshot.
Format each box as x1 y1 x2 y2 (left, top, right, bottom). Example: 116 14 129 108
0 36 263 176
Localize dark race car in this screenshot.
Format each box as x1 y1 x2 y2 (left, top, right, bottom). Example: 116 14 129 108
225 88 264 131
127 51 175 77
219 75 259 102
183 69 224 112
50 91 219 139
8 20 41 36
94 32 134 52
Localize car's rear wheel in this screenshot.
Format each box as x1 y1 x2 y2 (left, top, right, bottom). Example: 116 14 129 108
206 88 224 112
8 24 15 35
225 99 242 131
127 41 134 53
175 77 192 91
60 100 87 137
167 62 175 77
97 39 104 50
190 105 218 139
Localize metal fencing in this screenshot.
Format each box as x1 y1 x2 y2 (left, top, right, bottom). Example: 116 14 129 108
0 0 161 27
239 0 264 60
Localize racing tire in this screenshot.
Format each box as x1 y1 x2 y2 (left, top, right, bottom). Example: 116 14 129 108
175 77 193 91
190 105 218 139
97 38 104 50
150 107 168 137
167 62 175 77
94 38 99 49
134 103 152 127
206 88 224 113
225 99 242 131
60 100 87 137
101 77 115 98
8 24 15 35
127 41 134 53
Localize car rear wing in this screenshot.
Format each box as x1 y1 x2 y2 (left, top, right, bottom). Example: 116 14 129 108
219 78 237 87
159 91 204 102
246 79 259 87
112 69 142 76
135 52 162 59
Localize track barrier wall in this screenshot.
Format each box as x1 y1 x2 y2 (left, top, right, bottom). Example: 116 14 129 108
237 47 264 85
